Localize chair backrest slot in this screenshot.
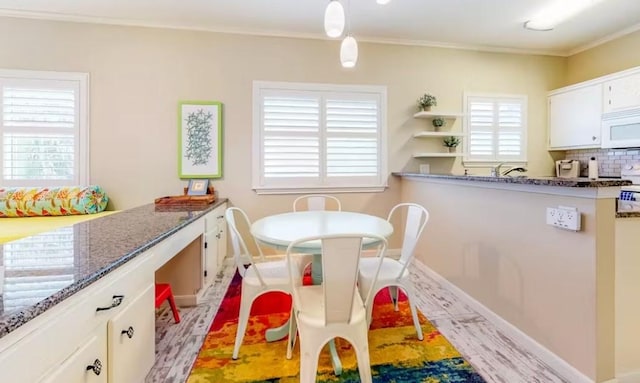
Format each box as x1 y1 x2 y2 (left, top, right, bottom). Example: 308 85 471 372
321 237 362 324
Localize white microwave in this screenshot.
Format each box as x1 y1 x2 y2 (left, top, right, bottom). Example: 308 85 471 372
602 110 640 148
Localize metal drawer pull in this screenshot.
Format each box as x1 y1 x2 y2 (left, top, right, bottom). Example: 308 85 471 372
121 326 135 339
96 295 125 312
217 215 224 219
86 359 102 375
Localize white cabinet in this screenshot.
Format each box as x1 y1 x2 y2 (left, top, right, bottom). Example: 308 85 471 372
411 111 465 157
107 284 155 383
203 203 227 288
40 333 107 383
548 83 602 149
604 72 640 114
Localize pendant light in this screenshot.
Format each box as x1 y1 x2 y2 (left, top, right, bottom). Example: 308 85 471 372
340 35 358 68
324 0 345 38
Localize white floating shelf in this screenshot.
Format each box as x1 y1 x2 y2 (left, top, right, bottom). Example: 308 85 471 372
412 131 466 138
413 152 463 158
413 111 464 119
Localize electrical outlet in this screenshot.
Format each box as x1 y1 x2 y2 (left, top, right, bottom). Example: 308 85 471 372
546 207 581 231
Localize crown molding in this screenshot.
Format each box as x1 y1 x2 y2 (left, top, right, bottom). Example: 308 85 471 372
0 7 626 58
568 21 640 56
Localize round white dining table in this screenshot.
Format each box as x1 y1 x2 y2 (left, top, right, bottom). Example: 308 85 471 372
250 210 393 375
251 210 393 283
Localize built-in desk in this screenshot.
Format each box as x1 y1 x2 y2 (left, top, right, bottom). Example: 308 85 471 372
0 199 227 383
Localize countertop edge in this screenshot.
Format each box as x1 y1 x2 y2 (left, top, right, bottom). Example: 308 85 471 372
0 198 228 340
392 172 632 188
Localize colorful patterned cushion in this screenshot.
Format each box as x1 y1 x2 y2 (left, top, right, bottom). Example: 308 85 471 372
0 186 109 217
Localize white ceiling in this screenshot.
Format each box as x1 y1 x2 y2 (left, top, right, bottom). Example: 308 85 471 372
1 0 639 56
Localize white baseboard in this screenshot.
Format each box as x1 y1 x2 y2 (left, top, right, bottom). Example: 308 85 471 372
416 260 594 383
615 371 640 383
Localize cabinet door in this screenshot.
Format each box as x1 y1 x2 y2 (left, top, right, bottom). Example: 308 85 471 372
548 84 602 149
216 209 227 267
107 284 155 383
605 72 640 113
203 223 219 287
40 332 108 383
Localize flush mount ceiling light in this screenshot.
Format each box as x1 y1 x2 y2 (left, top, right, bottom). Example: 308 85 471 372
524 0 607 31
376 0 392 4
340 35 358 68
324 0 345 38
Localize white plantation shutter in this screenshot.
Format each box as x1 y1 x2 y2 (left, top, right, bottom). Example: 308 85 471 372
465 94 527 163
254 82 386 192
0 70 88 187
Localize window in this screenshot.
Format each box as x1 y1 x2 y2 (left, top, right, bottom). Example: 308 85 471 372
253 81 387 193
464 93 527 165
0 69 89 187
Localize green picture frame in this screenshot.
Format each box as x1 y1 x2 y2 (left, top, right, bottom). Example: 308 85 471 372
178 100 223 179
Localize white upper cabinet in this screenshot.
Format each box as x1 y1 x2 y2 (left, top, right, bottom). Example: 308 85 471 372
548 83 602 150
604 72 640 114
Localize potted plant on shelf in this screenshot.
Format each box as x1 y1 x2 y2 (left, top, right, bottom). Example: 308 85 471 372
443 136 460 153
417 93 437 112
432 117 446 131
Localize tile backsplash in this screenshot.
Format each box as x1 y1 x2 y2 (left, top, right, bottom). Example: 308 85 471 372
565 148 640 177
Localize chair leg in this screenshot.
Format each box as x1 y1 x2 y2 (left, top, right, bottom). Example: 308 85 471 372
299 337 321 383
404 286 423 341
232 288 255 360
286 308 298 360
388 286 399 311
167 294 181 324
352 326 373 383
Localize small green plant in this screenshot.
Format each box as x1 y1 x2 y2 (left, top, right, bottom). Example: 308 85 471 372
417 93 437 110
443 136 461 147
432 117 446 128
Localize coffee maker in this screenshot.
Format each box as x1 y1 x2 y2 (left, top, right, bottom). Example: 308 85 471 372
555 160 580 178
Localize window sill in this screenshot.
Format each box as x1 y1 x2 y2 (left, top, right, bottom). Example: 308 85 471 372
253 185 387 195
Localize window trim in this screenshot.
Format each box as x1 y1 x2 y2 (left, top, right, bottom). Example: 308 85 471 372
252 81 387 194
0 69 90 186
462 92 528 167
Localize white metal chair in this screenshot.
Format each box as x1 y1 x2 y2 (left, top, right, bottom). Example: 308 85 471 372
285 233 387 383
292 194 342 212
357 203 429 341
225 207 311 360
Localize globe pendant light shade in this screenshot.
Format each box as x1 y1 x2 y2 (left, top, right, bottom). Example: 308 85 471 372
324 0 345 38
340 35 358 68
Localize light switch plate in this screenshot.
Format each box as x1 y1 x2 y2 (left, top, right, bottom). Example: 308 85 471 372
546 207 581 231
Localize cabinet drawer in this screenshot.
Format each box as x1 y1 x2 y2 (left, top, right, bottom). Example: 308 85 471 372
40 331 108 383
0 252 155 383
107 284 155 383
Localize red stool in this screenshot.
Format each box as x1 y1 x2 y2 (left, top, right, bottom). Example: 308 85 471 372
155 283 180 323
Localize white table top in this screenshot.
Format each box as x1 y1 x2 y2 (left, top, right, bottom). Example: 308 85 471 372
251 211 393 251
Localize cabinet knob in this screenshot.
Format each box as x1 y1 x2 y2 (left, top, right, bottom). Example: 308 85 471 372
216 233 221 239
217 215 224 219
121 326 135 339
86 359 102 376
592 136 597 141
96 295 124 312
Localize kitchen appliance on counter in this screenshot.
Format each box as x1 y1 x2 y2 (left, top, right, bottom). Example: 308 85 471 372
619 164 640 212
555 160 580 178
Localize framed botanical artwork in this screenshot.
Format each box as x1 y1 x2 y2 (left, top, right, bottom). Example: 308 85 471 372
187 179 209 195
178 101 223 178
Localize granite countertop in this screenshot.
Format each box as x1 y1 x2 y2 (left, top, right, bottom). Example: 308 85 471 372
393 172 632 188
0 199 227 339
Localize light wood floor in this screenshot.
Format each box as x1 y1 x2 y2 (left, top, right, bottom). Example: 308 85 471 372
145 260 571 383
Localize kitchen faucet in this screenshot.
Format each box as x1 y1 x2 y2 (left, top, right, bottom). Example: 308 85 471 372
502 167 528 176
490 163 506 177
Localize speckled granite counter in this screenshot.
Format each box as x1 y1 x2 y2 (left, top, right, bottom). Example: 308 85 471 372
392 172 632 187
0 199 227 339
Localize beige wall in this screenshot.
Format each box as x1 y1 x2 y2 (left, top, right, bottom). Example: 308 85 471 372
400 177 616 381
566 30 640 85
0 17 565 218
615 218 640 377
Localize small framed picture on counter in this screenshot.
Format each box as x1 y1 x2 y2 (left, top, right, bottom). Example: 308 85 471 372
187 179 209 195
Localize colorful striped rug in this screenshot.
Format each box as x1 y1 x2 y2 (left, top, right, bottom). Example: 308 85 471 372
187 272 486 382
